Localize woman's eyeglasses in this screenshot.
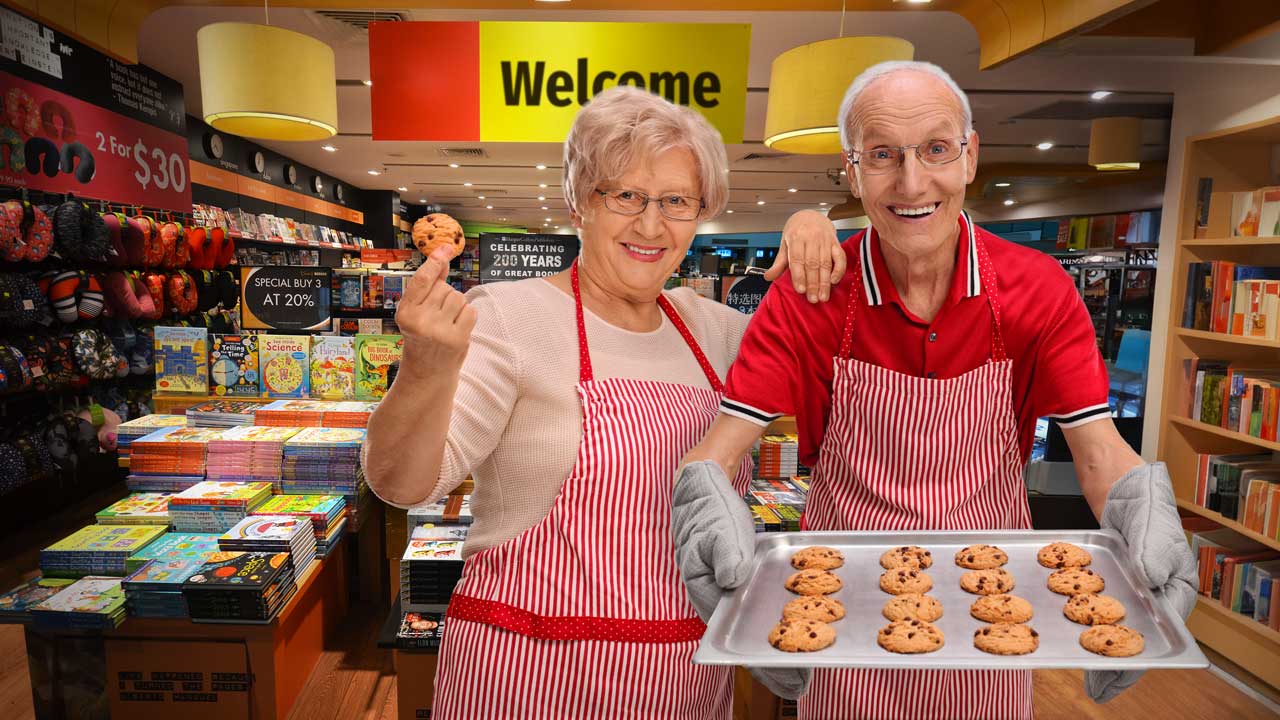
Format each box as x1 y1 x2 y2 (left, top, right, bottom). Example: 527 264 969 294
595 189 704 221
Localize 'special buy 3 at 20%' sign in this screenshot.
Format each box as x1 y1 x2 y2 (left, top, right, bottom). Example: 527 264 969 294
240 267 333 331
370 22 751 143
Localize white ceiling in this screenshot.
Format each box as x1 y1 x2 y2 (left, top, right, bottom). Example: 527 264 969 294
136 6 1277 232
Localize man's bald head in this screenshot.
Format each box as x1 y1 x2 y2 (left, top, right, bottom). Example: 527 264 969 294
838 61 972 151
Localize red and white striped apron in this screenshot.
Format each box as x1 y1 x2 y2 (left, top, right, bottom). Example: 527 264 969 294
799 222 1034 720
433 261 753 719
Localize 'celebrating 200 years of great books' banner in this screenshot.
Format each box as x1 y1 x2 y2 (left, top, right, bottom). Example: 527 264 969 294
479 233 580 284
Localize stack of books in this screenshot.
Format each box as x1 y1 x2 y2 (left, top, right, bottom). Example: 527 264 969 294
282 427 367 529
0 576 74 623
397 611 446 649
127 426 228 492
124 532 221 574
41 525 166 578
220 516 317 572
94 493 174 526
255 400 330 427
185 399 262 428
30 576 128 629
251 495 347 558
205 425 303 483
407 495 472 531
182 551 297 624
116 414 187 463
122 558 206 618
758 434 799 479
745 476 809 532
168 481 274 533
322 401 378 428
400 538 464 611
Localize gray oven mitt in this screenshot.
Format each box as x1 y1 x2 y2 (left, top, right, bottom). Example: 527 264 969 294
673 460 812 700
1085 462 1198 704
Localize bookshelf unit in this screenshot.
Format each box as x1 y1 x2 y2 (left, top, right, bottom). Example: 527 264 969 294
1157 116 1280 693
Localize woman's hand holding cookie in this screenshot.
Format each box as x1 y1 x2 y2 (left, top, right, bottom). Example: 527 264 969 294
396 245 476 374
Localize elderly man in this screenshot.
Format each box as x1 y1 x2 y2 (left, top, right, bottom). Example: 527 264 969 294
672 60 1196 719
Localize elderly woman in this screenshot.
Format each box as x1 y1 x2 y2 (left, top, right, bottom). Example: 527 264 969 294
364 86 836 717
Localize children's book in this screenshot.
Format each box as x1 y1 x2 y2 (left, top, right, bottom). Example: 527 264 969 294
259 335 311 398
154 326 209 395
210 334 260 397
355 334 403 401
310 336 356 400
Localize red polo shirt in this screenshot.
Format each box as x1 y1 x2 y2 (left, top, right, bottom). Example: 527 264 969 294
722 214 1110 467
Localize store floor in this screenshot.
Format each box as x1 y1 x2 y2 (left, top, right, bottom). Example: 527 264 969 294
1 603 1276 719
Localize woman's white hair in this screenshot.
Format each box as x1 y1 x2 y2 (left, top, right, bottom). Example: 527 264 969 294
563 86 730 220
837 60 973 151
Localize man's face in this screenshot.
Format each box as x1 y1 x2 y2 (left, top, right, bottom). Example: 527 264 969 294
846 71 979 259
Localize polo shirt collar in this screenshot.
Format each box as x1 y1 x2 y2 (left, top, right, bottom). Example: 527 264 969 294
859 210 981 308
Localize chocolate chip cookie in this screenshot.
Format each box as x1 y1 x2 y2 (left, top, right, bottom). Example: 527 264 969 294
960 568 1015 595
969 594 1034 624
1037 542 1093 569
879 567 933 595
879 545 933 570
1047 567 1105 596
1079 624 1144 657
785 569 844 596
876 619 945 654
1063 593 1126 625
973 623 1040 656
769 618 836 652
882 593 944 622
791 546 846 571
954 544 1009 570
783 595 847 623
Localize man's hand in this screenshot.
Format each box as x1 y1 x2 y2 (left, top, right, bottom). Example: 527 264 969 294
766 210 846 303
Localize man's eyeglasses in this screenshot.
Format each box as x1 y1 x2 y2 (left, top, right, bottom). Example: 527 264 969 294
595 189 705 222
846 137 969 175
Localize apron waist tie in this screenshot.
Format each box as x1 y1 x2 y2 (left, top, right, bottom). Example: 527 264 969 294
446 594 708 644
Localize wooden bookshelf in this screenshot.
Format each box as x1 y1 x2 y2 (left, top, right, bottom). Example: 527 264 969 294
1157 114 1280 693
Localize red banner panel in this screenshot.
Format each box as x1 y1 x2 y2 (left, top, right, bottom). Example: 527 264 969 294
369 21 481 141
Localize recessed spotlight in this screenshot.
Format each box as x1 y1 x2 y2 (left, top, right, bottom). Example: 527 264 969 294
541 206 548 210
994 181 1011 188
554 225 560 229
448 163 460 168
419 199 427 204
840 169 847 175
537 196 546 201
321 145 337 152
362 80 373 87
756 200 766 205
1036 141 1054 151
788 188 798 193
463 182 472 187
1003 199 1016 206
545 217 552 222
500 217 507 221
726 209 735 214
1091 90 1112 100
535 164 547 170
397 186 408 192
538 183 548 188
819 202 829 206
486 205 494 209
543 223 549 227
367 170 381 176
478 195 486 200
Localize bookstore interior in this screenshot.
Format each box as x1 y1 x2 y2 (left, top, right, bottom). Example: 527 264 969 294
0 2 1278 719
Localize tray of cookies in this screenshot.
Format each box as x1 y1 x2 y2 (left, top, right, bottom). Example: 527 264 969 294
693 529 1207 671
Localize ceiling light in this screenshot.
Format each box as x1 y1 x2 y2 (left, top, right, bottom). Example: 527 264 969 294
537 196 546 201
535 164 547 170
541 206 548 210
463 182 472 187
367 169 381 175
994 181 1011 188
362 79 372 87
545 217 552 222
904 0 933 4
419 199 426 203
788 188 798 193
1089 117 1142 171
486 205 494 209
819 202 829 206
1036 141 1054 151
478 195 486 200
397 186 408 192
757 200 766 205
321 145 337 152
449 163 460 168
500 217 507 221
1003 199 1016 206
840 169 847 175
539 183 548 188
1091 90 1112 101
726 209 735 214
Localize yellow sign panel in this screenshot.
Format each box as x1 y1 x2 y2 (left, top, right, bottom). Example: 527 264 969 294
478 22 750 143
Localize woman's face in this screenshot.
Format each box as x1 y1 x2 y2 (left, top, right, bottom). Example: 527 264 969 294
575 147 702 301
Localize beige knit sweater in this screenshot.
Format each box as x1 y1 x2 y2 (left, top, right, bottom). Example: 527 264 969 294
404 277 749 558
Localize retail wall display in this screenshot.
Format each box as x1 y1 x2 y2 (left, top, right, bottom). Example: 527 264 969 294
1197 186 1280 238
193 203 365 252
370 22 750 143
259 334 311 398
209 334 260 396
1054 210 1159 251
0 8 190 212
354 333 403 401
1181 262 1280 338
239 266 332 331
479 233 578 283
1182 360 1280 443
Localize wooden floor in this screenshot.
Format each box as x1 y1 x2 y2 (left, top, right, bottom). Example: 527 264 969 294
1 604 1275 720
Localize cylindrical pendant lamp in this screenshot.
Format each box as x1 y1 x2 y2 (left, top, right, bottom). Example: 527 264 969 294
1088 117 1142 171
764 36 914 155
197 22 338 141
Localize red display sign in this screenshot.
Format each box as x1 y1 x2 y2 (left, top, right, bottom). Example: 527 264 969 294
0 72 191 212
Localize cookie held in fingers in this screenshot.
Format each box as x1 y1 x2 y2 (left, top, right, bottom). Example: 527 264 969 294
879 567 933 595
954 544 1009 569
970 594 1034 624
785 569 843 596
782 595 846 623
973 623 1040 656
882 593 944 622
1063 593 1126 625
1047 567 1105 596
791 546 845 571
879 545 933 570
1079 624 1144 657
960 568 1015 596
877 619 944 654
769 618 836 652
411 213 465 259
1037 542 1093 569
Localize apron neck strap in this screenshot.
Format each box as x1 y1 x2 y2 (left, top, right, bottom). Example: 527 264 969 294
838 211 1007 362
570 259 725 390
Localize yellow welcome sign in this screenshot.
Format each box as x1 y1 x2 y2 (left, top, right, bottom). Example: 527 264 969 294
477 22 751 143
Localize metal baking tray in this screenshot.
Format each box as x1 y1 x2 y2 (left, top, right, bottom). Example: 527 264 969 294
694 530 1208 671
